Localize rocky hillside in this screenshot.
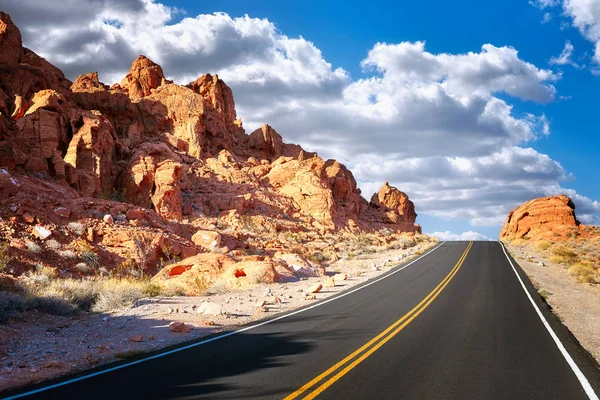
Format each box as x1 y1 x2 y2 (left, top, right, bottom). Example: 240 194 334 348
0 12 424 289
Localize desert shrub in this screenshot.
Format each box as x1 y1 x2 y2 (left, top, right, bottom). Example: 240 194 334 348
415 234 429 243
80 251 100 268
45 239 61 251
75 262 93 274
568 261 597 284
43 279 101 311
0 243 11 272
23 266 57 286
537 288 551 299
67 222 85 236
92 279 147 312
0 292 26 322
379 228 393 237
534 240 552 252
58 250 77 259
25 240 42 254
550 246 579 265
24 295 75 316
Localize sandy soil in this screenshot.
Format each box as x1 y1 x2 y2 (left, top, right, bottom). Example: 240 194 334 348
505 243 600 363
0 241 437 392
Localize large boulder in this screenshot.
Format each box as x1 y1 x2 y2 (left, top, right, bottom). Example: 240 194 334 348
370 182 417 224
500 195 580 240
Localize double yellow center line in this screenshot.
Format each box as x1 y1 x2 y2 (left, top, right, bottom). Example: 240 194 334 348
285 241 473 400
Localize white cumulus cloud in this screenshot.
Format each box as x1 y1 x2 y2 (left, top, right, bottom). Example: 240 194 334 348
428 231 494 241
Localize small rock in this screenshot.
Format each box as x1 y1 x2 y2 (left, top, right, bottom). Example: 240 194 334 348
33 225 52 240
196 301 226 316
53 208 70 218
305 295 317 300
169 322 192 333
307 283 323 294
23 213 35 224
233 269 246 278
103 214 114 224
353 272 362 277
256 300 268 307
273 297 282 304
102 317 108 322
323 277 336 287
167 307 175 314
333 273 348 281
129 335 144 342
147 336 155 340
87 227 95 242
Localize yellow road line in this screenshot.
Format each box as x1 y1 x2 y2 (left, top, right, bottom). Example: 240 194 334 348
284 241 473 400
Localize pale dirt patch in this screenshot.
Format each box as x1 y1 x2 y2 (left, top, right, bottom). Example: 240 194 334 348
0 241 436 392
505 242 600 363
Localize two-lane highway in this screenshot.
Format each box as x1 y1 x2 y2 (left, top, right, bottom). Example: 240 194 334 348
5 241 600 399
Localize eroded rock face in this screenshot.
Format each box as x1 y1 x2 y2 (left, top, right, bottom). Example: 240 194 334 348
370 182 417 224
249 124 283 159
500 195 579 240
120 55 170 100
187 74 236 125
64 111 118 197
0 12 22 65
266 157 336 227
121 142 183 219
0 13 425 290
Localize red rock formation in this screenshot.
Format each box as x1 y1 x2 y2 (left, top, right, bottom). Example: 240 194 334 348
0 12 22 65
0 13 424 284
370 182 417 224
120 55 170 100
187 74 237 125
500 195 580 240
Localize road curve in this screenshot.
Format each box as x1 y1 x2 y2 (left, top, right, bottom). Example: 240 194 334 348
5 241 600 400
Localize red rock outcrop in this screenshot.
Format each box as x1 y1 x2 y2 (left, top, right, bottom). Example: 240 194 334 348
0 12 22 65
187 73 237 126
120 55 170 100
500 195 580 240
0 13 424 286
370 182 418 225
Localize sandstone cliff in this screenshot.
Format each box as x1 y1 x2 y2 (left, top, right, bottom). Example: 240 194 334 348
0 12 423 286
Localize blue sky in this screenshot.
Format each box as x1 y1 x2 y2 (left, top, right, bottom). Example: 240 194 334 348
3 0 599 240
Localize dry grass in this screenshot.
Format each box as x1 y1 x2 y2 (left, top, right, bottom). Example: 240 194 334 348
550 246 579 265
568 261 598 284
2 267 172 323
534 240 552 252
0 242 11 272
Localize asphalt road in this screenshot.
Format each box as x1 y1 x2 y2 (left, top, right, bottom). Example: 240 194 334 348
5 241 600 400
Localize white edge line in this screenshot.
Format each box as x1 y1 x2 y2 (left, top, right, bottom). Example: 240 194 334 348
4 242 446 399
499 240 599 400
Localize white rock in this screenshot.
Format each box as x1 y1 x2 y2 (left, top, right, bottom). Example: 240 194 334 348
103 214 114 224
196 301 226 316
33 225 52 240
